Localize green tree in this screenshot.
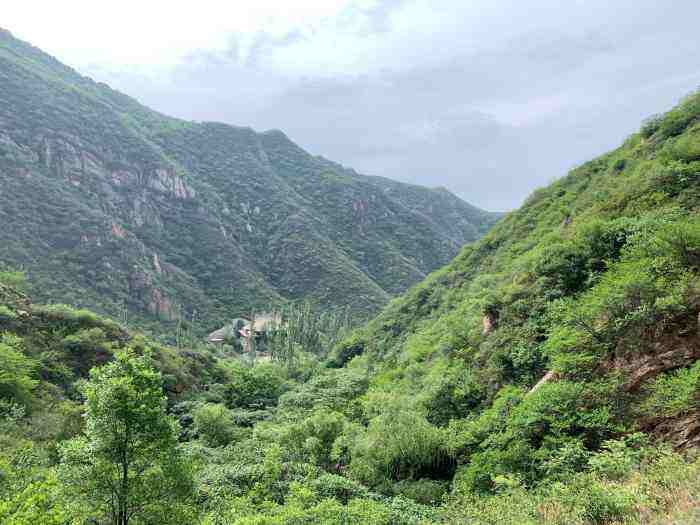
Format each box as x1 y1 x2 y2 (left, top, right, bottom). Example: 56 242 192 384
0 270 27 293
224 361 286 410
193 403 235 447
0 334 37 408
59 349 193 525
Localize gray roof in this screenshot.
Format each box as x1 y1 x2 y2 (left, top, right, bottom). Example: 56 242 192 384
207 313 281 343
207 325 234 343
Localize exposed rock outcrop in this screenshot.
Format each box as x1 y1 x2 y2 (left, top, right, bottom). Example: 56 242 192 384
482 310 499 335
642 410 700 451
528 370 560 395
610 330 700 393
149 168 195 200
148 288 175 321
604 309 700 449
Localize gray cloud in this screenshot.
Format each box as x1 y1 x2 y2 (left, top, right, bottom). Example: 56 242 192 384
84 0 700 210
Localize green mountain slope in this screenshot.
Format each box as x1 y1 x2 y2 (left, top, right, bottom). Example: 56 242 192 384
2 56 700 525
332 89 700 493
0 28 499 337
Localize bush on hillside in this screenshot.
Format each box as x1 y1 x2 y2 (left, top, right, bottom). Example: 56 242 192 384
224 362 286 410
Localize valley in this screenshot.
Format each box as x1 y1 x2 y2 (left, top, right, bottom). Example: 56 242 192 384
2 22 700 525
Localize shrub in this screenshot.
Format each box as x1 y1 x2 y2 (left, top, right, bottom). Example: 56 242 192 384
310 473 369 503
0 305 17 323
421 364 485 426
543 475 635 525
278 409 347 468
668 132 700 161
540 440 591 481
224 362 286 410
384 496 442 524
0 472 69 525
640 114 663 138
587 433 649 481
347 410 454 489
392 478 448 505
61 327 114 377
0 334 37 408
193 403 236 447
611 158 626 172
639 216 700 270
329 333 365 368
640 362 700 418
455 382 618 493
0 271 27 293
277 368 368 417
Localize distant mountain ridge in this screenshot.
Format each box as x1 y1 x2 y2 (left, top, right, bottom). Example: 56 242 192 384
0 28 500 336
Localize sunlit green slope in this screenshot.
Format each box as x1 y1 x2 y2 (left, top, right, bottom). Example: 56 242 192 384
333 89 700 492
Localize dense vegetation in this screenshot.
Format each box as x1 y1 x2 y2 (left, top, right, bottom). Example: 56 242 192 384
0 28 499 341
3 28 700 525
3 86 700 523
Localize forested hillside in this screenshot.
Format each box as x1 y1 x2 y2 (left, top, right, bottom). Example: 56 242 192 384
2 82 700 523
0 28 499 338
328 88 700 520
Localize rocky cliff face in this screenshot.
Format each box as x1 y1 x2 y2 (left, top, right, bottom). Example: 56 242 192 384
0 30 500 336
645 410 700 451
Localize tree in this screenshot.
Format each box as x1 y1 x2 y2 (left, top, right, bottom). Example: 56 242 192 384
193 403 235 447
0 270 27 292
0 334 37 408
59 349 192 525
224 361 285 410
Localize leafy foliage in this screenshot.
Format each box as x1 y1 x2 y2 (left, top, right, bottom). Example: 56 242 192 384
224 361 287 411
3 29 700 525
0 333 37 407
58 350 193 524
193 403 237 447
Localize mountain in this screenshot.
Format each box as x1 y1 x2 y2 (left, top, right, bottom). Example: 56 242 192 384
2 89 700 525
331 89 700 497
0 28 500 336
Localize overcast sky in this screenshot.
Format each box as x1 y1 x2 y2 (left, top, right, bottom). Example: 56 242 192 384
6 0 700 210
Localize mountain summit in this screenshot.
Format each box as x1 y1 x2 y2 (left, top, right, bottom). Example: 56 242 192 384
0 31 499 335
